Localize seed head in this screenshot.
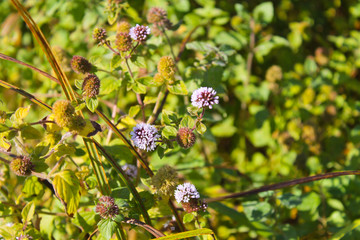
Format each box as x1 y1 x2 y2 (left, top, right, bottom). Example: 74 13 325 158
191 87 219 109
266 65 282 83
181 199 208 213
115 32 132 52
71 56 92 74
121 164 138 180
153 73 165 86
152 165 178 197
176 127 196 149
93 27 108 45
68 115 87 132
130 123 160 151
82 74 100 98
10 156 34 176
95 196 119 219
157 56 176 82
147 7 167 24
117 21 131 33
52 100 75 128
129 24 151 43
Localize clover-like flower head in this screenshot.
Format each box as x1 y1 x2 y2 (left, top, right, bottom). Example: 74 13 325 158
174 183 200 204
176 127 196 149
152 165 178 197
130 123 160 151
95 196 119 219
129 24 151 43
71 56 92 74
191 87 219 109
10 156 34 176
115 32 132 52
82 74 100 98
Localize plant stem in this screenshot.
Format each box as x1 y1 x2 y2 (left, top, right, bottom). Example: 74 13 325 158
149 89 169 125
243 18 255 110
205 170 360 203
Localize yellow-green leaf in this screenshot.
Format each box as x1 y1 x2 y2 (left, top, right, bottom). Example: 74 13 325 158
53 170 80 216
155 228 217 240
21 201 35 224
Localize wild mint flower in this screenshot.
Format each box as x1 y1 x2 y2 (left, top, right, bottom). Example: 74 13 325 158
52 100 75 128
117 21 131 34
93 27 107 45
95 196 119 219
129 24 151 43
174 183 207 213
174 183 200 203
130 123 160 151
157 56 176 83
191 87 219 109
122 163 138 180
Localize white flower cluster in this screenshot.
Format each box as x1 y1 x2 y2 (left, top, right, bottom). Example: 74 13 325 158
121 163 138 180
191 87 219 109
174 183 200 204
129 24 151 42
130 123 160 151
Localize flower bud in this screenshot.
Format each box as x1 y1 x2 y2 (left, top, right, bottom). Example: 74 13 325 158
176 127 196 149
157 56 176 82
115 32 132 52
152 165 178 197
10 156 34 176
95 196 119 219
117 21 131 34
52 100 75 128
147 7 167 24
71 56 92 74
68 115 87 132
93 27 108 45
82 74 100 98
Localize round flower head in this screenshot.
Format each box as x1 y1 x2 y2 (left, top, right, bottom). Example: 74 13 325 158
52 100 75 128
153 73 165 86
68 115 87 133
115 32 132 52
147 7 167 24
117 21 131 33
174 183 200 204
130 123 160 151
152 165 178 197
95 196 119 219
82 74 100 98
176 127 196 149
93 27 108 45
266 65 282 83
157 56 176 82
191 87 219 109
10 156 34 176
129 24 151 43
122 163 138 180
71 56 92 74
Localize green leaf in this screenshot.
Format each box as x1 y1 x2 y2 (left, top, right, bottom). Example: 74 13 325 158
196 121 207 135
167 81 188 95
100 77 122 95
22 201 35 224
110 54 122 70
11 106 30 124
0 124 9 133
98 218 117 239
21 125 43 139
243 201 272 222
331 219 360 240
129 105 140 118
75 79 83 90
155 228 215 240
183 213 195 223
53 170 80 216
187 106 199 116
73 211 97 233
180 115 195 129
137 76 158 87
86 98 98 112
162 126 178 139
131 81 147 94
253 2 274 24
144 96 158 105
22 176 45 198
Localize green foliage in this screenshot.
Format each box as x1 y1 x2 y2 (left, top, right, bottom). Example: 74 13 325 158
2 0 360 239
